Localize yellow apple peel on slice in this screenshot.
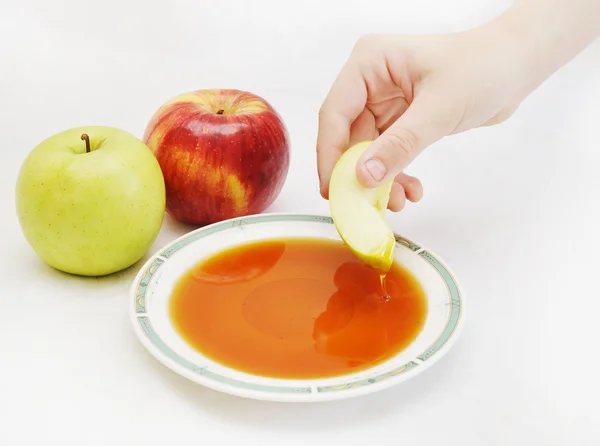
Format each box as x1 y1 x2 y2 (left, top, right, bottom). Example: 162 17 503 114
329 140 395 273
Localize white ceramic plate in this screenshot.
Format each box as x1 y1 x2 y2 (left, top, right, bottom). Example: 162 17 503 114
129 213 465 402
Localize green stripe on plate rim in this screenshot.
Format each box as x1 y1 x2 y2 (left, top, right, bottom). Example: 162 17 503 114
135 214 420 314
135 257 165 313
138 315 423 394
159 213 420 258
317 361 419 392
138 316 312 394
416 250 462 362
134 213 462 394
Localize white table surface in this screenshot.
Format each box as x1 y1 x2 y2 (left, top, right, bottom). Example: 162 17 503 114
1 1 599 444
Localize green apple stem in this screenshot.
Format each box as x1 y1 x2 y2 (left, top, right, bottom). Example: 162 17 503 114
80 134 91 153
216 109 224 115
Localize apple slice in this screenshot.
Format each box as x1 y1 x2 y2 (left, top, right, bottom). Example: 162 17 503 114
329 140 395 273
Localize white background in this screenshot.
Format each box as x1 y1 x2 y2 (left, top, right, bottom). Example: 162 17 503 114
1 1 599 444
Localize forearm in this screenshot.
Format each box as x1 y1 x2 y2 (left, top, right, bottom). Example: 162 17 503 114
497 0 600 81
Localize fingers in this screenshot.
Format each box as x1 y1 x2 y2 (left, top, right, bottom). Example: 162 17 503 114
317 61 367 199
480 103 520 127
388 182 407 212
355 80 458 188
367 96 410 133
395 172 423 202
349 108 378 147
388 173 423 212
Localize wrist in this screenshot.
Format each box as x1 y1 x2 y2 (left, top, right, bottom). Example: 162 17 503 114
491 0 600 84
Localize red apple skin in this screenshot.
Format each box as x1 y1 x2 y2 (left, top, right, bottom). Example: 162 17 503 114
142 89 290 225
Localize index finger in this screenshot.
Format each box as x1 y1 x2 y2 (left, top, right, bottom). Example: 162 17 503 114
317 61 367 198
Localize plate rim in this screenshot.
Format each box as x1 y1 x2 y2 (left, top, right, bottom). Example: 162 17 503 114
129 212 466 402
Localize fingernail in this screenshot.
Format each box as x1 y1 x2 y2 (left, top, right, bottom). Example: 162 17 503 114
365 158 386 181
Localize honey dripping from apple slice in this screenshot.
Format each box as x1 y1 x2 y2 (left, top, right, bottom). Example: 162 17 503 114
380 273 391 302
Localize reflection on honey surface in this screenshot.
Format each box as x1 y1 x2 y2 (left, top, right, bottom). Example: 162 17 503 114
169 238 427 379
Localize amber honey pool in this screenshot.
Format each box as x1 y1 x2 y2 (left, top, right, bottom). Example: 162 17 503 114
168 237 428 380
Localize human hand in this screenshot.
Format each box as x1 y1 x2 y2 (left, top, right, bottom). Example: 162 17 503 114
316 19 546 211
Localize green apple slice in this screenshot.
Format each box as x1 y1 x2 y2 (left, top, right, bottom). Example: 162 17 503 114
329 140 395 273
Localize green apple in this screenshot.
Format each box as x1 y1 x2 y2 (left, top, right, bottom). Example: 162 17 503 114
15 126 166 276
329 140 395 273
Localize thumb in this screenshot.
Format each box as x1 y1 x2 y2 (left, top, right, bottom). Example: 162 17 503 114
356 87 457 188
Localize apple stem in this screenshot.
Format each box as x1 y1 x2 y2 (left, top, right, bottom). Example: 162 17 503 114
216 109 225 115
80 134 91 153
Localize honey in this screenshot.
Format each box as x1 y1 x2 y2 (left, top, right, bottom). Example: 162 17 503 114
169 237 427 379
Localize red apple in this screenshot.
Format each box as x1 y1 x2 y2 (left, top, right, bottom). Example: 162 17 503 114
142 88 290 225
